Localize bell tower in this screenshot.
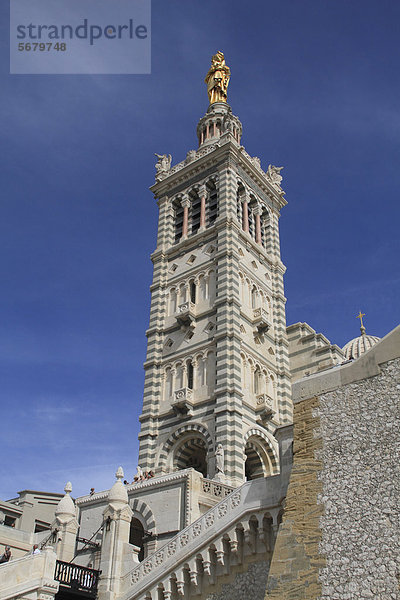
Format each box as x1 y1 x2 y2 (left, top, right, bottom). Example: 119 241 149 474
138 53 291 487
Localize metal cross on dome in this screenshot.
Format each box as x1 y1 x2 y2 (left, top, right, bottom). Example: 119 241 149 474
356 310 366 333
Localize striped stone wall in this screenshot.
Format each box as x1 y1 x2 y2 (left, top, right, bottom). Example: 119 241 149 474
138 124 292 485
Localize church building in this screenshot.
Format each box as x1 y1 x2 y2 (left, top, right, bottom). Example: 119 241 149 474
0 53 398 600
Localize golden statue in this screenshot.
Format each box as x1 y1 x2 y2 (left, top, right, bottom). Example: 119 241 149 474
205 51 230 104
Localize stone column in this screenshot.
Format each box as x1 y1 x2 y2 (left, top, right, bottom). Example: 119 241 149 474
242 193 249 233
98 468 133 600
52 482 78 563
181 196 190 240
199 184 207 231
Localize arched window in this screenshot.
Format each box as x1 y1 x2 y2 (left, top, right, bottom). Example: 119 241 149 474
190 281 196 304
190 191 201 235
129 518 145 562
245 442 264 480
207 181 218 226
198 274 207 301
237 184 245 223
178 284 186 304
261 208 270 249
251 286 258 309
174 437 208 477
175 364 183 389
174 199 183 243
254 367 261 395
187 361 194 389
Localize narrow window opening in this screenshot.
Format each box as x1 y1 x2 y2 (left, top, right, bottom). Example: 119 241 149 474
191 193 201 235
207 184 218 226
174 201 183 243
187 362 194 389
190 281 196 304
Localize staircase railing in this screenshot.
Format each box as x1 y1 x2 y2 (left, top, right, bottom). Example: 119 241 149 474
120 475 284 600
55 560 101 597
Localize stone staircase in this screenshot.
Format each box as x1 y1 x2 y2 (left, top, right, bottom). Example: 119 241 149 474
119 476 286 600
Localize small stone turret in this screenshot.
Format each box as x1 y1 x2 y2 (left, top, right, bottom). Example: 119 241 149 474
52 482 78 562
98 468 133 600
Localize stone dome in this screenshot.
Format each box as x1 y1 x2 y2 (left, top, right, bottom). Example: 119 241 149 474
108 467 128 505
342 332 380 360
55 482 76 517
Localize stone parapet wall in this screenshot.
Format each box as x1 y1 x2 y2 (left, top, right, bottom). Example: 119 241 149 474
0 547 58 600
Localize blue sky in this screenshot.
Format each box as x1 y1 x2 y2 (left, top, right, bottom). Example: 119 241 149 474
1 0 399 500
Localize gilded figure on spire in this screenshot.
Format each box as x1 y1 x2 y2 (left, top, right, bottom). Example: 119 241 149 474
205 51 230 104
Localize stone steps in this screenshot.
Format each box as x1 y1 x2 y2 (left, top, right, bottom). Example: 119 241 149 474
119 477 284 600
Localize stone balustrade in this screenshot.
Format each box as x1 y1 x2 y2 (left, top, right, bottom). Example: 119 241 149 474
201 478 234 499
252 308 271 334
119 476 285 600
172 388 193 416
176 302 196 329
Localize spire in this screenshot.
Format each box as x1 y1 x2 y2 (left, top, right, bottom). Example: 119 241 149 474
204 51 230 105
356 310 366 335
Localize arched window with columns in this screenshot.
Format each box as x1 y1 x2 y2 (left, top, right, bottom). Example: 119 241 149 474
190 189 201 235
206 180 218 226
261 207 270 249
173 198 184 242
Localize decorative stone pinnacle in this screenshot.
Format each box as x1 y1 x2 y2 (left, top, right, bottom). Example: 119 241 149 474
115 466 124 481
64 482 72 494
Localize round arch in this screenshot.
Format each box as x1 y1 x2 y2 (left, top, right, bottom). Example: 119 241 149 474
243 428 279 478
129 498 156 534
174 436 208 476
158 423 213 475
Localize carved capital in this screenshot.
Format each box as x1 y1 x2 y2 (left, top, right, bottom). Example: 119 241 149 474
198 183 207 197
180 195 191 209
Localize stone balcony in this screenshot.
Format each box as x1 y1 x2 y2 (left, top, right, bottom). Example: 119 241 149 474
176 302 196 329
256 394 274 423
172 388 193 416
252 308 271 334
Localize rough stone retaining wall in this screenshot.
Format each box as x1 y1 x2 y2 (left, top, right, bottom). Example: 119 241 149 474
317 357 400 599
206 560 269 600
264 350 400 599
